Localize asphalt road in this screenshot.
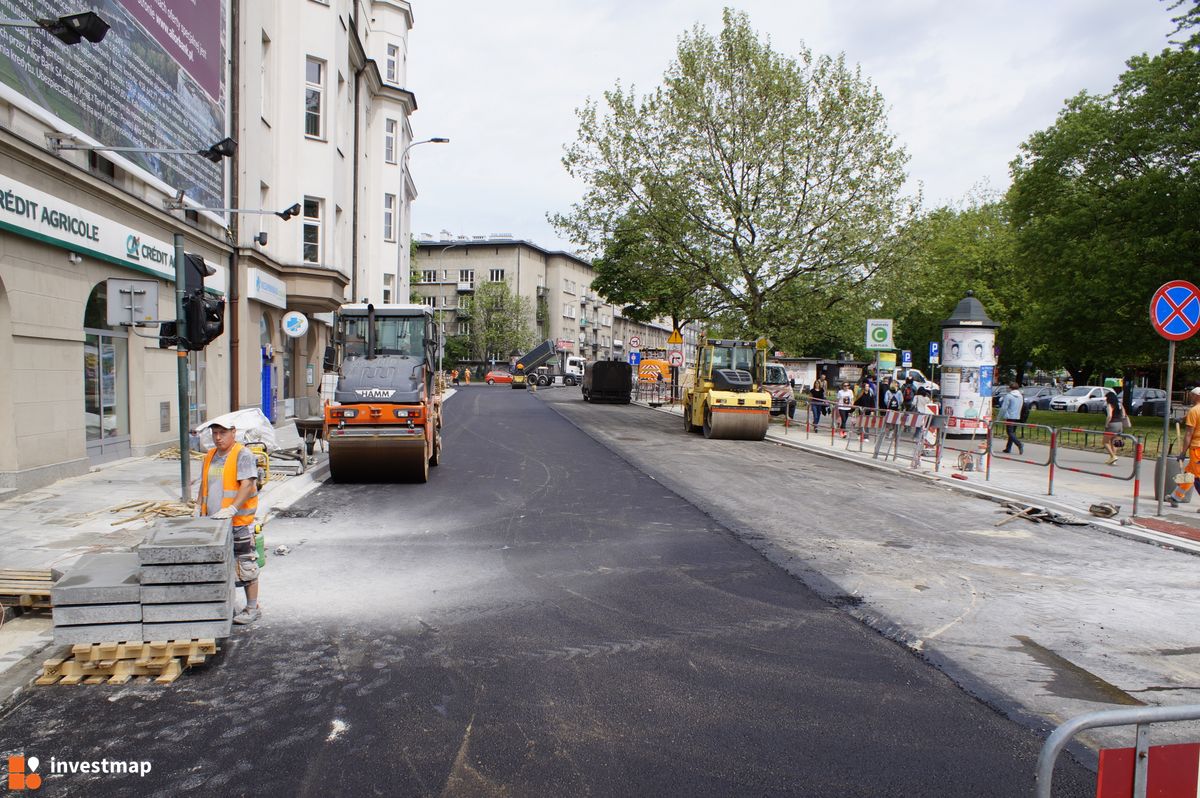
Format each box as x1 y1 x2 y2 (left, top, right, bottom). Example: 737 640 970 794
0 386 1094 797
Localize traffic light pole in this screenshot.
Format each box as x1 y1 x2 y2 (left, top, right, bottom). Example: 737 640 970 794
173 233 191 503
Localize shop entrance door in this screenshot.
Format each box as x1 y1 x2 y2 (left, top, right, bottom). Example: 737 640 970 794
83 329 130 463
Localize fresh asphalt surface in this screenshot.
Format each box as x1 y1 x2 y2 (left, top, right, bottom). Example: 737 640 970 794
0 386 1094 796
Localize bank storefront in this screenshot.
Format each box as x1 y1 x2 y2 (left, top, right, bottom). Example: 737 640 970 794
0 167 228 493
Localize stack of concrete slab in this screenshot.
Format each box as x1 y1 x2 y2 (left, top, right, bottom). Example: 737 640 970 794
51 552 143 645
138 518 234 641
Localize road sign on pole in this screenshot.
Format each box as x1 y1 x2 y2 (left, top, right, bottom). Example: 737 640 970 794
1150 280 1200 341
668 350 683 367
628 351 641 366
865 319 893 350
667 329 683 345
1150 280 1199 517
901 350 912 368
628 335 641 349
929 341 940 364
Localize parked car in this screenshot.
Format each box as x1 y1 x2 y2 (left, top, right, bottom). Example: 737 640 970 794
992 385 1059 411
1048 385 1114 413
484 370 513 385
1129 387 1169 417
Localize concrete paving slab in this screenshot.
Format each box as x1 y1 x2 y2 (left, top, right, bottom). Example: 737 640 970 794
139 562 231 584
52 603 141 625
141 619 231 640
138 517 231 564
141 602 231 623
50 552 140 605
53 623 143 646
141 582 234 604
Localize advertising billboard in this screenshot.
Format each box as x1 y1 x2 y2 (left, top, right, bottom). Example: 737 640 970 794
0 0 227 207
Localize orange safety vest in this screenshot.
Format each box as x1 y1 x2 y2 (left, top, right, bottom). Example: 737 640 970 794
199 442 258 527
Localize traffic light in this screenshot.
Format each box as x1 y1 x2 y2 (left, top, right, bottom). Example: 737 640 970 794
158 321 178 349
183 253 215 295
182 292 225 350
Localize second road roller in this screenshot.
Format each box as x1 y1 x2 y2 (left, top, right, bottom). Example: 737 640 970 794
682 335 771 440
323 303 442 482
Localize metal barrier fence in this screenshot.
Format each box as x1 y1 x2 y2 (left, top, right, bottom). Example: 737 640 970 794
633 380 671 407
1036 704 1200 798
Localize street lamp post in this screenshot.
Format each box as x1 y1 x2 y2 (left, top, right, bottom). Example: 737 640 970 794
396 136 448 380
0 12 109 44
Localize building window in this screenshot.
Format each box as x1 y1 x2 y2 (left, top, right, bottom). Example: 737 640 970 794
386 44 400 84
260 32 271 121
305 58 324 138
384 119 397 163
563 305 576 319
459 269 474 286
420 296 435 308
459 322 471 335
488 269 505 283
383 194 396 241
421 270 437 283
303 197 321 263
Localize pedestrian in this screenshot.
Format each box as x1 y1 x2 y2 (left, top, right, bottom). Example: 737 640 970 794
1167 387 1200 508
912 387 934 456
836 382 854 438
901 378 916 411
452 369 460 386
1103 389 1127 466
811 373 828 429
463 368 471 385
884 380 900 411
999 382 1024 456
197 422 261 625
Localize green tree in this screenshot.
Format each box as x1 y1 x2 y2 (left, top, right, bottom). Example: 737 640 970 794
552 9 916 342
443 335 472 370
461 281 534 364
1008 43 1200 385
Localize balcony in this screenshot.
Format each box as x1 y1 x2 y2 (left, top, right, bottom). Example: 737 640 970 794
537 286 548 297
456 282 474 293
456 306 471 319
579 294 589 305
579 317 588 327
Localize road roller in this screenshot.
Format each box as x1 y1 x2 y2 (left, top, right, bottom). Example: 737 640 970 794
682 335 771 440
323 303 442 482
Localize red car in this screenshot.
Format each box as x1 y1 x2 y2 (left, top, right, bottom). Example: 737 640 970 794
484 370 513 385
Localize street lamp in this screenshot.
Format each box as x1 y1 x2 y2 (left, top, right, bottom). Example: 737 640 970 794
47 135 237 161
394 136 448 374
0 11 109 44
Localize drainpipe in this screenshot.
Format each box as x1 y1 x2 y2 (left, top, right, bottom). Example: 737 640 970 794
350 4 362 302
228 0 241 409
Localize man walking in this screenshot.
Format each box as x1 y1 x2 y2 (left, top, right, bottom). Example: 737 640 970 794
198 422 262 625
1167 386 1200 508
999 382 1024 456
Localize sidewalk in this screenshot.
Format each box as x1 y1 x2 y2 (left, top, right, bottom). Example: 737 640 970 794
646 401 1200 554
0 448 329 703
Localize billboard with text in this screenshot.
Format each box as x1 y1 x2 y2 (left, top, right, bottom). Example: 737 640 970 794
0 0 227 207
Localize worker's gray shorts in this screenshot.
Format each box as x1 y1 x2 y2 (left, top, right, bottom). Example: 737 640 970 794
232 524 256 586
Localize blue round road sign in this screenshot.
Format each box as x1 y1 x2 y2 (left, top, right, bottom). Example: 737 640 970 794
1150 280 1200 341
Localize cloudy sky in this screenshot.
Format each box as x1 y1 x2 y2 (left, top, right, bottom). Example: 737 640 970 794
406 1 1181 252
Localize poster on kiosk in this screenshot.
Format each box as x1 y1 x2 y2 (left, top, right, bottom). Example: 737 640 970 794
939 292 998 436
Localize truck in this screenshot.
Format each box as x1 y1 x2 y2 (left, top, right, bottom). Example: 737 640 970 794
581 360 632 403
512 340 584 388
321 303 442 483
530 351 586 387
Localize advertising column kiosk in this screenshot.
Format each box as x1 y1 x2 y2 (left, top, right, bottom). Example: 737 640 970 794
940 292 998 437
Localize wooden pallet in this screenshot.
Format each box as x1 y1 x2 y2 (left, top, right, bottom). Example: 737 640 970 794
37 639 218 685
0 569 53 609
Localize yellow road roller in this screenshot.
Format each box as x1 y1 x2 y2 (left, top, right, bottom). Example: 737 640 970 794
682 335 771 440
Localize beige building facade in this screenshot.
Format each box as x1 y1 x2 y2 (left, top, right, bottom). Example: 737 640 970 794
414 235 698 367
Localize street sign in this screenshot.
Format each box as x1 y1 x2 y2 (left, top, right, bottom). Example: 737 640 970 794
865 319 893 350
667 329 683 345
1150 280 1200 341
901 350 912 368
668 350 683 367
628 335 641 349
628 351 642 366
929 341 939 362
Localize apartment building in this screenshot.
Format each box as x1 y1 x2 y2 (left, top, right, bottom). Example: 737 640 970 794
414 235 698 366
0 0 424 493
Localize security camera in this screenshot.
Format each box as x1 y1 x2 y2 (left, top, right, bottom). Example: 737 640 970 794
276 203 302 221
254 232 268 246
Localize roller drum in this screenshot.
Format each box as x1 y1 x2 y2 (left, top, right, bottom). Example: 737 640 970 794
703 408 769 440
327 429 430 483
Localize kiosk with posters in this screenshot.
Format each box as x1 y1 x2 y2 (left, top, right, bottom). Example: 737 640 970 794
940 292 998 437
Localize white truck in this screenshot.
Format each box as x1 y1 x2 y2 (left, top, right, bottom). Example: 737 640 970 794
529 350 586 386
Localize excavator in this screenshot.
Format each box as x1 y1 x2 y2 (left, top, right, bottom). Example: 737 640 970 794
682 334 771 440
322 303 442 482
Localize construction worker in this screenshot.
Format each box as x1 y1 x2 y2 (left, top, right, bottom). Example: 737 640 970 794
197 422 261 625
1167 386 1200 508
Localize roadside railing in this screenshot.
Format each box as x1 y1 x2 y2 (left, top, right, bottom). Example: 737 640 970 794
1050 427 1145 516
1036 704 1200 798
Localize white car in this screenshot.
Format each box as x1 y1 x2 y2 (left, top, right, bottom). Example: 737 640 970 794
888 367 939 393
1048 385 1114 413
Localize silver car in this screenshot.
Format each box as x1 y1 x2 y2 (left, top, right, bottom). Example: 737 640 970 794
1048 386 1114 413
